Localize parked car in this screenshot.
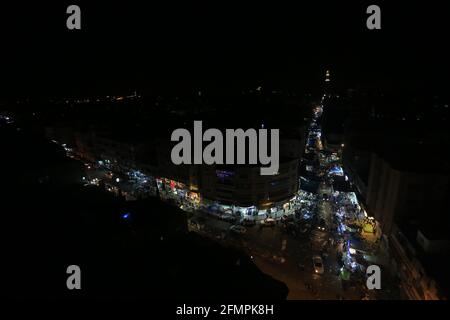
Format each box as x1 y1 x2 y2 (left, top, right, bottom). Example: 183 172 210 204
312 255 324 274
229 225 247 234
261 218 276 227
220 214 236 223
241 219 256 227
188 218 205 231
179 204 194 212
272 255 286 263
223 208 233 215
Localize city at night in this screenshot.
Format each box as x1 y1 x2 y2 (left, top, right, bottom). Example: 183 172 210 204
1 1 449 314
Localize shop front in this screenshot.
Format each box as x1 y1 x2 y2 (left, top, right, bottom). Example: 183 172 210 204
156 178 188 203
257 197 296 220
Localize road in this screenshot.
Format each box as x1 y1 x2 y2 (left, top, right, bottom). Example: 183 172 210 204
190 208 366 299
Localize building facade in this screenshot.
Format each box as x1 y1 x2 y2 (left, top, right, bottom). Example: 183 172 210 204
365 152 448 236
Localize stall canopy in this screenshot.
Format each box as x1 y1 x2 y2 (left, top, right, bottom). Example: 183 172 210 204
363 223 375 233
340 268 351 281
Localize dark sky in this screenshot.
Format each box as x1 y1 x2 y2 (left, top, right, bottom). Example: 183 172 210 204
0 1 449 97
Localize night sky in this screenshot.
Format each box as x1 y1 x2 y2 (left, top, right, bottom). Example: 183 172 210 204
1 1 449 98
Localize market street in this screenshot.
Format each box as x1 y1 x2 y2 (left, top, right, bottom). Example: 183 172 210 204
61 94 400 300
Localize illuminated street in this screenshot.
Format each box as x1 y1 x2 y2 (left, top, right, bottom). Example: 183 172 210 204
2 2 449 304
56 92 403 300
